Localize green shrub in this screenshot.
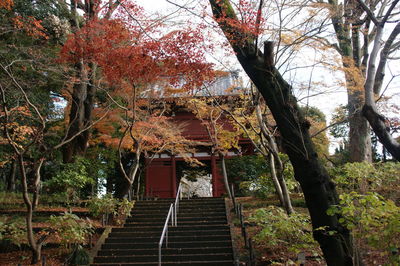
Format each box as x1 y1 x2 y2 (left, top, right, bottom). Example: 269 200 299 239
0 218 26 248
327 192 400 262
0 192 23 206
115 198 135 225
332 162 400 200
87 194 118 217
228 154 300 199
249 206 318 254
49 212 94 247
43 157 94 204
87 194 134 225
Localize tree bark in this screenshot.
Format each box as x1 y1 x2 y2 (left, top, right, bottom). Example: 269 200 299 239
328 0 372 163
219 152 233 200
362 105 400 161
209 1 353 264
268 153 285 206
17 154 44 264
255 101 293 214
347 90 372 162
63 61 89 163
115 151 140 198
362 22 400 161
6 160 16 191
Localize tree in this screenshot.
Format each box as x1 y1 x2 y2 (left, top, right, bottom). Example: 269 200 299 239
308 0 400 161
208 1 354 264
217 87 294 214
59 9 213 197
0 1 109 261
185 96 240 200
356 0 400 161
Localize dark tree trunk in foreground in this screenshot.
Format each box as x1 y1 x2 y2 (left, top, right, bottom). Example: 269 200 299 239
209 1 353 264
6 160 16 191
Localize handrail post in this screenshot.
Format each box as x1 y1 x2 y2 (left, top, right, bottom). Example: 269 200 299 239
158 183 183 265
158 242 162 266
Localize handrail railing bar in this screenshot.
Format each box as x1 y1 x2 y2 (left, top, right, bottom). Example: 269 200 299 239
173 183 182 226
158 203 174 266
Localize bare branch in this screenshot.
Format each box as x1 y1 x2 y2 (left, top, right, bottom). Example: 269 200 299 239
53 107 111 150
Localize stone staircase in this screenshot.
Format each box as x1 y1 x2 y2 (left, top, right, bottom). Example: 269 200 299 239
91 197 235 265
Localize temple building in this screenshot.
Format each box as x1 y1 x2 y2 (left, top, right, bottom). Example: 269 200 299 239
144 71 253 198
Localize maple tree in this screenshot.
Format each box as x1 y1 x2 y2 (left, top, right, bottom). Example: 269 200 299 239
59 0 213 165
93 97 201 198
57 0 213 197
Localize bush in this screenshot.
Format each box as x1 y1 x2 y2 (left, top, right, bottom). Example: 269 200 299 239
249 206 318 254
49 212 94 247
327 192 400 263
43 157 94 204
0 218 26 248
87 194 134 225
115 198 135 225
331 162 400 202
227 154 300 199
87 194 118 217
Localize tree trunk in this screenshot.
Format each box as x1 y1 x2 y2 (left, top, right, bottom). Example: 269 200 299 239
209 2 353 264
116 151 140 199
219 153 233 200
63 61 89 163
31 246 41 265
17 154 43 265
6 160 16 191
255 102 293 214
328 0 372 163
362 23 400 161
363 105 400 161
272 154 294 215
347 86 372 162
268 153 285 206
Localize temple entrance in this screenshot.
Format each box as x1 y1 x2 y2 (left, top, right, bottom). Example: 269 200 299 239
176 160 212 197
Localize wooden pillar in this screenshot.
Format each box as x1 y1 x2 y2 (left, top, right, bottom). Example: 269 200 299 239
211 154 217 197
145 158 150 197
171 155 177 197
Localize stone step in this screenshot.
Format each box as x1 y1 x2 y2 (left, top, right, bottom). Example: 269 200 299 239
105 235 230 243
93 253 233 263
126 216 226 223
92 260 234 265
132 205 226 212
136 198 224 203
101 240 232 249
97 247 233 256
108 229 230 238
130 210 226 217
92 198 234 266
124 220 227 226
134 201 225 207
112 224 229 232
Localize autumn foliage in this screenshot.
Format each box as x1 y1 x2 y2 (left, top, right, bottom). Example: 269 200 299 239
60 18 212 91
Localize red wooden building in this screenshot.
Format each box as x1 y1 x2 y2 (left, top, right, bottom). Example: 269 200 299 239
144 71 253 198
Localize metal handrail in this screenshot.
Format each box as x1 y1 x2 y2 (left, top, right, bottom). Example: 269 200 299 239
158 182 183 265
173 183 182 226
158 203 174 266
